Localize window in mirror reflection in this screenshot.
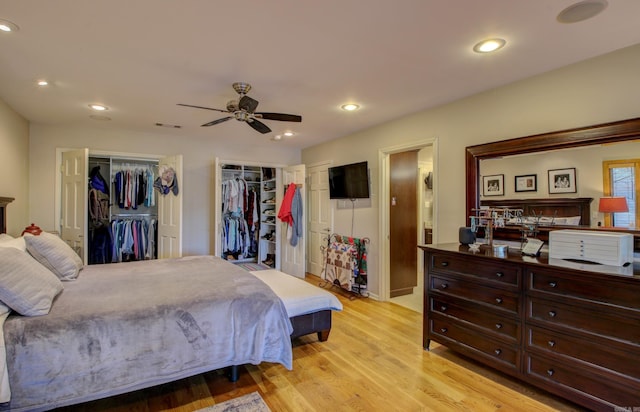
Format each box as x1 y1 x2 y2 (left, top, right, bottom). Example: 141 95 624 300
603 159 639 228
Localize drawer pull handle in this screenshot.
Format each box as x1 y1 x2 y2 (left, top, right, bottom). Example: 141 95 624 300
548 310 557 318
548 281 557 288
495 297 503 304
494 349 502 355
547 369 555 376
547 340 556 347
495 323 503 329
440 283 448 290
440 305 447 312
495 272 504 278
440 327 448 333
441 262 449 267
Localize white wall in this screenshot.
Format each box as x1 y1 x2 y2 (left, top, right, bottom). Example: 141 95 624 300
302 43 640 297
29 124 300 256
0 98 30 236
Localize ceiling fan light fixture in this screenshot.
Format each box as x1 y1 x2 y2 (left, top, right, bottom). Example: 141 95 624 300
557 0 608 24
0 19 19 32
473 38 506 53
341 103 360 111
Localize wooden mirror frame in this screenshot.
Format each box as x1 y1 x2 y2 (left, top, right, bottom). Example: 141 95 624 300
465 117 640 226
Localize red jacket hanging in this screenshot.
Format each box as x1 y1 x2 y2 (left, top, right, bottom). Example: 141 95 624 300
277 183 297 225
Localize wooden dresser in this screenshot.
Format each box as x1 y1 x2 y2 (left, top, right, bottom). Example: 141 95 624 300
420 243 640 411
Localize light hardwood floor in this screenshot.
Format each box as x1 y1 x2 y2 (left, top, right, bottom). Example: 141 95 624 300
56 274 586 412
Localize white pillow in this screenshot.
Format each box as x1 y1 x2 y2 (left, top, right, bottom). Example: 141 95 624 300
0 236 26 252
0 234 14 243
0 247 63 316
25 232 84 281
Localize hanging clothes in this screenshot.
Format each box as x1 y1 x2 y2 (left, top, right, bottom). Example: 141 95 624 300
289 186 303 246
110 218 156 263
114 166 156 210
277 183 296 226
278 184 303 246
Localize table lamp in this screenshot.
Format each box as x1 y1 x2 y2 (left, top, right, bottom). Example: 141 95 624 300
598 196 628 226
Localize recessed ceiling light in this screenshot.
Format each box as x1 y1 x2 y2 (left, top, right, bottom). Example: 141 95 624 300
271 135 283 141
341 103 360 111
0 19 19 32
283 131 294 137
557 0 608 24
89 104 109 111
473 38 506 53
37 80 48 87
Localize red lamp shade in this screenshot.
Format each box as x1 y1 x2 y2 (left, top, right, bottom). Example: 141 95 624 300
598 197 628 213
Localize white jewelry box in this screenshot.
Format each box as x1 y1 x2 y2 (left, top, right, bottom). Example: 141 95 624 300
549 229 634 266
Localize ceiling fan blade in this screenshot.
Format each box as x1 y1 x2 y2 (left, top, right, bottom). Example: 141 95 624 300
202 116 232 127
238 95 259 113
177 103 229 114
247 119 271 134
255 112 302 122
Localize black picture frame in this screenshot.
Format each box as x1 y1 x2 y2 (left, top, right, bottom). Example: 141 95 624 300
515 174 537 193
482 174 504 196
548 168 577 194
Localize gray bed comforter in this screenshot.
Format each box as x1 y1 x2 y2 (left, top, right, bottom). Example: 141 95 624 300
1 255 293 411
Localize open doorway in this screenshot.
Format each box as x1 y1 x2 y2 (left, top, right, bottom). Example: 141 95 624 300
379 139 436 313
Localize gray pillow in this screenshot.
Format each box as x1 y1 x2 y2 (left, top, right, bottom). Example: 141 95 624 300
0 247 63 316
25 232 84 281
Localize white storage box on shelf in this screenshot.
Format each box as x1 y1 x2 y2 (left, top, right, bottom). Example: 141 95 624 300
549 229 634 266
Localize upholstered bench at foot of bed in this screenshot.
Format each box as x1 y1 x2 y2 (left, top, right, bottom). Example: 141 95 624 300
290 310 332 341
249 270 342 342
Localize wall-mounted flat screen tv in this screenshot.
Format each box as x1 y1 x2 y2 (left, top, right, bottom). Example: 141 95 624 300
328 161 370 199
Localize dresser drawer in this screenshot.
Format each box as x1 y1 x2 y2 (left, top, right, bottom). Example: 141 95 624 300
528 266 640 309
431 275 519 314
431 253 520 287
430 297 519 342
526 325 640 381
527 297 639 345
525 353 640 408
430 316 518 368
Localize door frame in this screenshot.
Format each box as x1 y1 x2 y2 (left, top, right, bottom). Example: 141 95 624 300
378 137 437 301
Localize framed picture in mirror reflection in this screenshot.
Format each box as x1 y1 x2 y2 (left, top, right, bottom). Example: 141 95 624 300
483 174 504 196
515 174 537 193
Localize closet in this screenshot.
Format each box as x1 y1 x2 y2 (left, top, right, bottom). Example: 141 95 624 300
60 149 183 264
215 159 305 277
218 163 279 267
88 156 159 265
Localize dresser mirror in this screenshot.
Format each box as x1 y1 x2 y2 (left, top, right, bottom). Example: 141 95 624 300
465 117 640 244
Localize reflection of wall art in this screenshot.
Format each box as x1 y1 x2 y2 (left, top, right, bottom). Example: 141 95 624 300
548 168 576 194
483 174 504 196
515 174 537 193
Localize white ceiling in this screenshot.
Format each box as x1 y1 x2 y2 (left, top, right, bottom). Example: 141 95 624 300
1 0 639 150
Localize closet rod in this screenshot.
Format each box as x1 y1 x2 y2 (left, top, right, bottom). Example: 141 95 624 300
111 156 160 163
111 213 157 217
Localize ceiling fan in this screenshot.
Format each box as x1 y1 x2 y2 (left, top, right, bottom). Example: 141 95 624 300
177 82 302 134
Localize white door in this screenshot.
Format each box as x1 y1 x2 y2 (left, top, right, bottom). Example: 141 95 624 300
307 162 332 277
280 164 306 278
157 155 183 258
61 148 88 263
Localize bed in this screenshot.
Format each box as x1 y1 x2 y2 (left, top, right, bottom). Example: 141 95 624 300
0 227 341 411
479 197 593 243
